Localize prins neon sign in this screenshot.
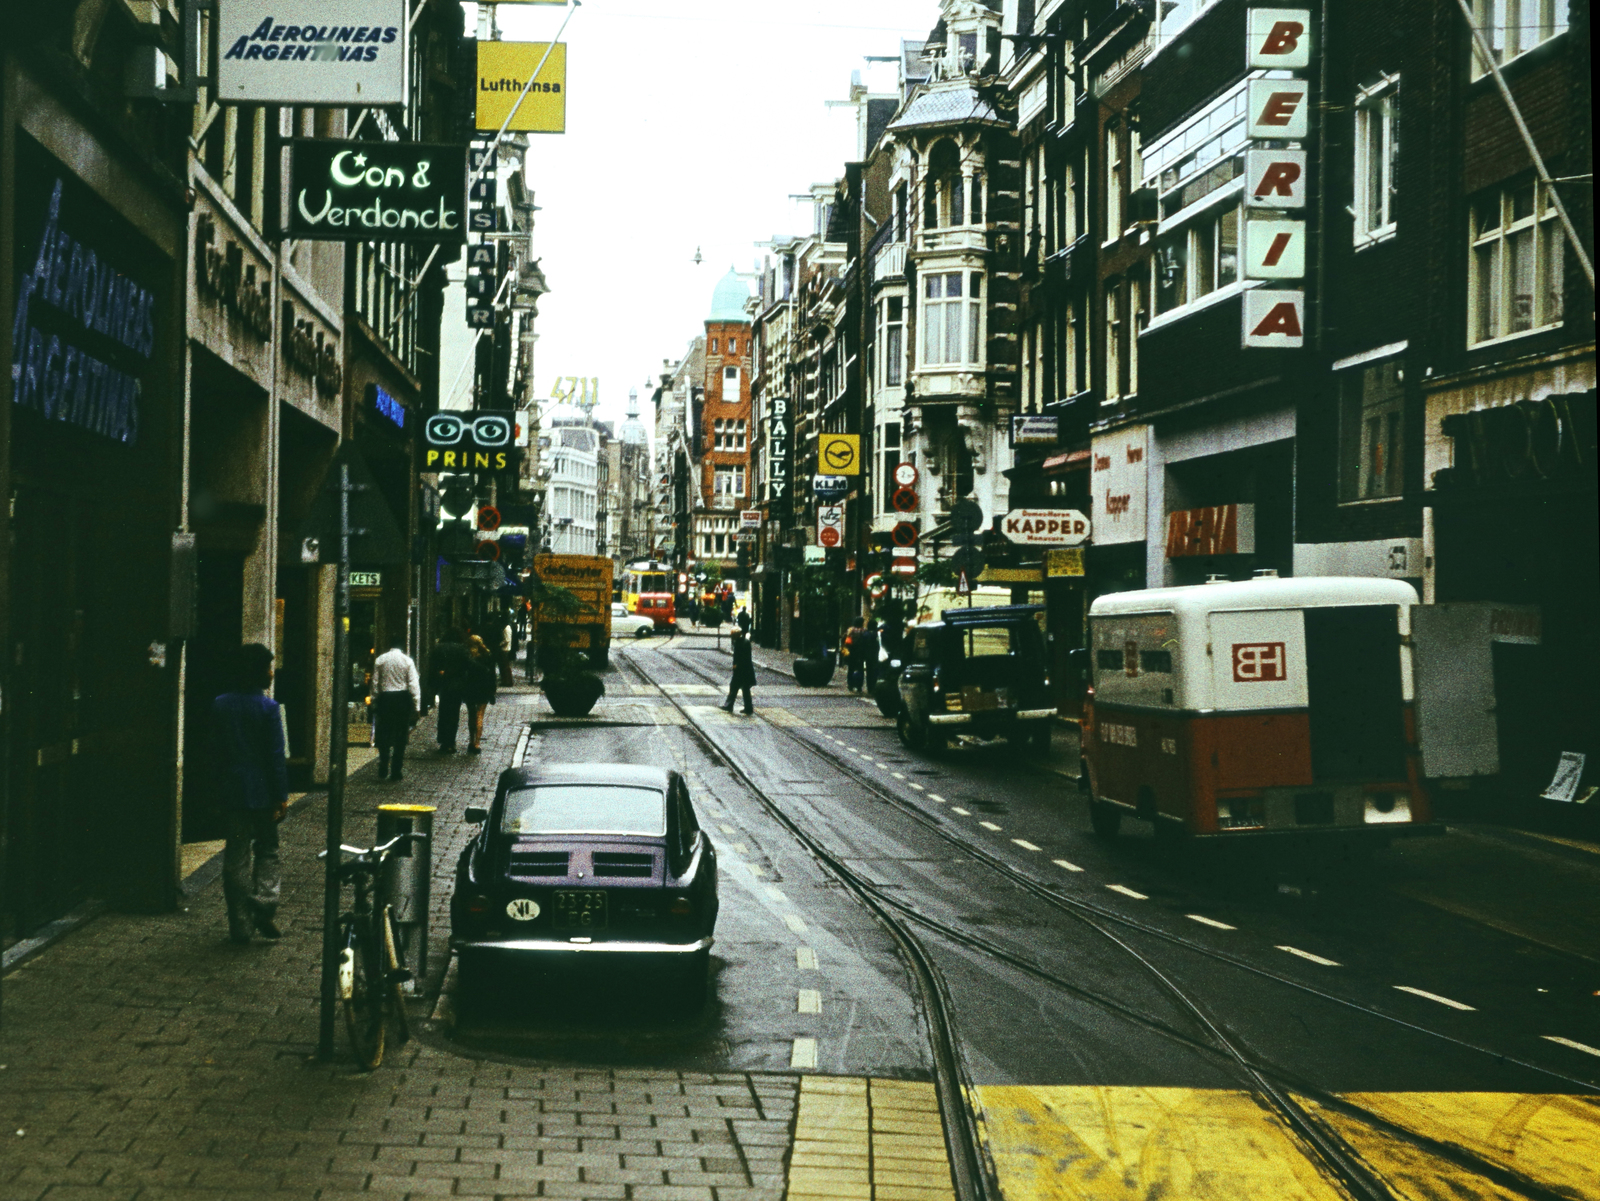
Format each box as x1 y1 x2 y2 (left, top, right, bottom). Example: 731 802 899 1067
285 139 466 242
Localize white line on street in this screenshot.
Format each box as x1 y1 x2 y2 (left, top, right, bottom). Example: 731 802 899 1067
1542 1035 1600 1058
719 824 737 835
952 807 972 816
908 782 925 791
979 821 1002 831
732 842 749 854
791 1038 818 1069
1052 859 1084 872
796 947 818 970
746 863 767 877
1276 945 1340 966
784 913 809 935
1187 914 1237 930
876 761 891 768
892 772 906 780
1394 985 1476 1011
1012 839 1041 852
797 989 822 1014
765 886 788 902
1106 884 1148 900
928 794 947 804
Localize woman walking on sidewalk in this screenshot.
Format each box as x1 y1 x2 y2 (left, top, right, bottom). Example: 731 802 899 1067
212 643 289 944
465 634 498 753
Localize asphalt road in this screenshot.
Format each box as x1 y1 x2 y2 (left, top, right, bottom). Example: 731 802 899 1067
427 628 1600 1200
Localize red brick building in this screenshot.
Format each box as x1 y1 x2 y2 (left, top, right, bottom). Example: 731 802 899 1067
693 270 754 572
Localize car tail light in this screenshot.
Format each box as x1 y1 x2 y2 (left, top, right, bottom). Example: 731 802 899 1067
467 894 491 915
669 895 693 916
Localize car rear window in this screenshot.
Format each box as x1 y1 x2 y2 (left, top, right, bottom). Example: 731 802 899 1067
503 785 667 836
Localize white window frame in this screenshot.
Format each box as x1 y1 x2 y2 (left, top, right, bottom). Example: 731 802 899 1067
722 364 740 399
1470 0 1569 79
1150 202 1241 321
1467 179 1564 347
713 464 745 497
919 272 984 368
1104 125 1124 245
1104 282 1122 403
1353 76 1399 246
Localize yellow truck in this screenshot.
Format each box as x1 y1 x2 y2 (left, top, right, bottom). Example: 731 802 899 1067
531 554 613 666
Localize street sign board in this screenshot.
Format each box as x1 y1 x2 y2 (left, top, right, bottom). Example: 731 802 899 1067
285 140 466 242
1002 508 1090 546
217 0 408 106
950 499 984 534
476 505 501 532
818 433 861 475
893 461 919 488
951 545 985 577
891 487 918 513
740 509 762 530
1010 415 1060 445
955 570 972 597
813 474 850 501
863 572 887 598
817 505 844 549
890 522 919 548
475 41 567 133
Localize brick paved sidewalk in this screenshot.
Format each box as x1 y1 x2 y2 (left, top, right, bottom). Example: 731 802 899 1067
0 694 800 1201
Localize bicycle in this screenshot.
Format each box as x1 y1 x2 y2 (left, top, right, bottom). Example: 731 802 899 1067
318 832 428 1069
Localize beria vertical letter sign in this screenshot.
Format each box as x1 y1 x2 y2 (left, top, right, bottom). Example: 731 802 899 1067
286 140 466 242
218 0 408 105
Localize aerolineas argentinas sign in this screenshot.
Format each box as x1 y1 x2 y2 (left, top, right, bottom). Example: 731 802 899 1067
217 0 407 105
285 140 467 243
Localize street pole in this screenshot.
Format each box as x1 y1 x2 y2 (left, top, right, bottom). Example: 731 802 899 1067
318 464 354 1060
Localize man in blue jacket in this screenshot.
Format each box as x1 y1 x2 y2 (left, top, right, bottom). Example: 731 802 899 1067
214 643 290 944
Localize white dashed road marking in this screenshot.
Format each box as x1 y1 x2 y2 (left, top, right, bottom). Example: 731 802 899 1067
928 794 947 804
1052 859 1084 872
1277 945 1340 966
1394 985 1476 1011
765 886 788 902
1012 839 1041 852
979 821 1002 831
951 807 971 816
1106 884 1148 900
784 913 809 935
797 989 822 1014
1187 914 1237 930
796 947 818 970
791 1038 818 1069
1542 1035 1600 1058
908 782 925 791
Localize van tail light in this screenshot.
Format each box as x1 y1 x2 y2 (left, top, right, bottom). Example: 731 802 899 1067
669 895 693 917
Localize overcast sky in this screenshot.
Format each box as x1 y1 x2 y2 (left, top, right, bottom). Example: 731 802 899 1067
439 0 937 440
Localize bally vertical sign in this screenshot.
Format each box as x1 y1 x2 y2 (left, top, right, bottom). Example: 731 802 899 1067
1242 9 1312 349
766 396 793 520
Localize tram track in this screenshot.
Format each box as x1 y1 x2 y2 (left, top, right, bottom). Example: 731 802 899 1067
624 641 1593 1201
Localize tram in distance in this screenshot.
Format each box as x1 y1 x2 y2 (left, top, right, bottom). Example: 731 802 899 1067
620 559 678 631
1081 574 1437 842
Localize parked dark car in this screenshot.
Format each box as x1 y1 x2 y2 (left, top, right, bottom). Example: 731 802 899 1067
450 763 718 1004
895 605 1055 755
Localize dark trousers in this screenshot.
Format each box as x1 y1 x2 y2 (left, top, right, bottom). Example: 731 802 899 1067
865 659 880 690
374 691 414 777
436 690 466 749
724 680 753 713
223 807 280 938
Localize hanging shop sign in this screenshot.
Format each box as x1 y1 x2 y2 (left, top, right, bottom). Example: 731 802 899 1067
1010 415 1060 446
1243 8 1312 349
1002 509 1091 546
818 433 861 475
285 139 466 242
740 509 762 530
813 474 850 501
1045 547 1085 578
217 0 408 106
816 505 844 549
1165 504 1257 558
475 42 568 133
367 383 406 428
423 411 515 470
1090 425 1148 545
11 164 161 446
766 396 793 512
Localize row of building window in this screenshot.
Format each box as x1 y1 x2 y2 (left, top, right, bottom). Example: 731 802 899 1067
712 418 747 452
709 336 739 354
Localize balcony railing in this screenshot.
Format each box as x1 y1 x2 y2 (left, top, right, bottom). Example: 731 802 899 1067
874 240 906 280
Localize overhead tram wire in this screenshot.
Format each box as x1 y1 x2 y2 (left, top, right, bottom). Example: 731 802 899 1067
629 642 1597 1201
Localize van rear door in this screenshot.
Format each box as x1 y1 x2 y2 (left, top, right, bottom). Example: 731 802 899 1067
1304 605 1407 781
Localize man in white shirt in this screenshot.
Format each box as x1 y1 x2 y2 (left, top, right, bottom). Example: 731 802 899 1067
371 635 422 782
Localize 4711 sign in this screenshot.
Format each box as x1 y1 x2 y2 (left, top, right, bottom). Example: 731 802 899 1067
285 139 466 242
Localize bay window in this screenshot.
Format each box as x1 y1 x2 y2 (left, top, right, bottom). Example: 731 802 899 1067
920 272 983 367
1470 0 1569 78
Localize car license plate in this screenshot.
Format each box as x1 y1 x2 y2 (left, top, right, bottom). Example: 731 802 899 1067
551 890 607 932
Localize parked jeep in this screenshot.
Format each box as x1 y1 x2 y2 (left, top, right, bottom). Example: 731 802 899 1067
895 605 1055 755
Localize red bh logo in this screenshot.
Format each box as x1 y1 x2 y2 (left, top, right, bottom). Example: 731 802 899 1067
1232 642 1286 682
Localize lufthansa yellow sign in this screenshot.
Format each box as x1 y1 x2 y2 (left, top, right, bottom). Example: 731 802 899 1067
818 433 861 475
475 42 567 134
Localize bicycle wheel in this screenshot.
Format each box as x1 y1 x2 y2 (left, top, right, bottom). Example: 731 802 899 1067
380 906 412 1045
341 922 386 1069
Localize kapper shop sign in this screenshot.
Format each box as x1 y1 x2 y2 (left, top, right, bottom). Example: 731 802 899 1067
218 0 407 105
286 140 466 242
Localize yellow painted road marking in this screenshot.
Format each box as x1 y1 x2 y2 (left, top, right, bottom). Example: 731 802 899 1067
719 824 737 834
1394 985 1476 1011
1542 1035 1600 1058
1107 884 1148 900
732 842 749 853
789 1077 953 1201
798 988 822 1013
1053 859 1084 872
1188 913 1237 930
797 947 818 970
1013 839 1041 852
1278 945 1340 966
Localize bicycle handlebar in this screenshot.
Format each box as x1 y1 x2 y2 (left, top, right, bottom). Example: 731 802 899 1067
316 831 429 863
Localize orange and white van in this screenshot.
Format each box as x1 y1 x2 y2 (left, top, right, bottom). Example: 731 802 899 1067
1082 575 1435 841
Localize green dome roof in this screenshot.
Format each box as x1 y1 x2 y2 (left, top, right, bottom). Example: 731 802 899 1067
707 268 752 324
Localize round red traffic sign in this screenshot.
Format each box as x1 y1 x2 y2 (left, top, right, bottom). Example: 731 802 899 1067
476 505 501 532
863 572 888 599
893 461 919 488
891 521 919 547
474 541 501 561
819 527 841 548
891 487 918 513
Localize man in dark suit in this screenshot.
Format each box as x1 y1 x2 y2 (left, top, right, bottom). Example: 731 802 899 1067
428 628 472 752
721 629 756 715
213 643 289 944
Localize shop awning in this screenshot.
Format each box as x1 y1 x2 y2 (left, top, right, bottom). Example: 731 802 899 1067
1042 450 1091 475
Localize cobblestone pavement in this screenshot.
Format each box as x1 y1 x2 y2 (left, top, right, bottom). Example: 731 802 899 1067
0 694 801 1201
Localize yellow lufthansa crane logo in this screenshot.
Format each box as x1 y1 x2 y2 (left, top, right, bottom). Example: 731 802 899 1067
819 434 860 475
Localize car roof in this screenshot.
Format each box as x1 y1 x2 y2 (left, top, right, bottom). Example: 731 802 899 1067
501 762 673 792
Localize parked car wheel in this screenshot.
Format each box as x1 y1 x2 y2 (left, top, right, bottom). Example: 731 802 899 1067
896 709 921 750
634 625 652 639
